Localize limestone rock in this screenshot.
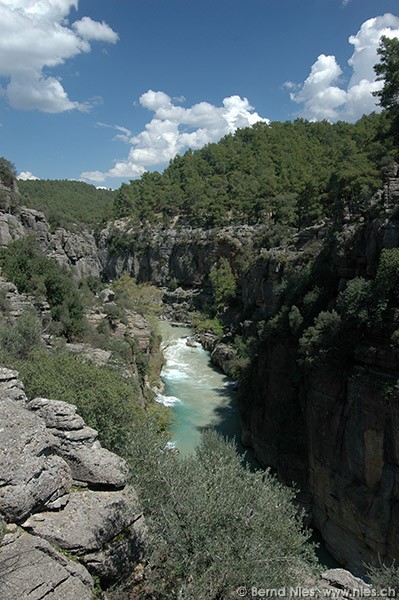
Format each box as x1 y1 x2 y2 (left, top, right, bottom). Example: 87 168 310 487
22 488 139 554
211 342 237 376
0 213 24 247
28 397 128 488
0 398 72 522
0 367 28 405
0 529 93 600
99 288 115 303
22 488 145 583
64 342 112 367
321 568 370 592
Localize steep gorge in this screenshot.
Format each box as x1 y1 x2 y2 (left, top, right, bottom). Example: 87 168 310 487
2 171 399 575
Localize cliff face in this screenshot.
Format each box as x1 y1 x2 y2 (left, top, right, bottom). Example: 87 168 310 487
4 175 399 573
0 369 145 600
99 221 262 287
239 176 399 571
0 198 101 279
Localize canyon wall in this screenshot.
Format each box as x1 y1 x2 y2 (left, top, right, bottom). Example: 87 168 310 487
239 177 399 571
3 175 399 573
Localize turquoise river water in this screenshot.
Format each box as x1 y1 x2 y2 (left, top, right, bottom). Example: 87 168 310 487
156 320 338 568
156 320 241 455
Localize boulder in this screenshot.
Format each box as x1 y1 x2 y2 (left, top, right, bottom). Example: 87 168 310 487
22 488 140 554
0 367 28 405
211 342 237 376
0 398 72 522
22 488 145 583
28 397 128 488
321 568 371 593
0 528 93 600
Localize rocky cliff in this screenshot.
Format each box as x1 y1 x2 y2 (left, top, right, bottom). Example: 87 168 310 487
4 173 399 574
239 174 399 572
0 181 101 279
0 368 145 599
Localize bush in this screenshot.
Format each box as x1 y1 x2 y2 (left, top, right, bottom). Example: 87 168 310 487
0 310 42 359
0 237 86 340
126 425 319 599
15 348 144 454
299 310 342 366
368 561 399 596
192 313 224 336
209 258 237 311
112 273 163 316
336 276 372 326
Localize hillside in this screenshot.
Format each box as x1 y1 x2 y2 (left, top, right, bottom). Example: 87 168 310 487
18 179 115 230
113 112 394 230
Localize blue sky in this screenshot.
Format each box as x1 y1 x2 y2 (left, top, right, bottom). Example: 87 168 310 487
0 0 398 189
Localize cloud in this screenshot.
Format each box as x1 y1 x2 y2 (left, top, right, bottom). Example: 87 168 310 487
290 13 399 122
0 0 118 113
18 171 40 181
80 92 269 183
72 17 119 43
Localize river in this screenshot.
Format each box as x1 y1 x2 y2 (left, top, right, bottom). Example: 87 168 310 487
156 320 241 456
156 319 338 568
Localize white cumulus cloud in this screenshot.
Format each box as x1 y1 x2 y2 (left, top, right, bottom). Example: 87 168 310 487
80 91 269 183
290 13 399 122
17 171 40 181
0 0 118 113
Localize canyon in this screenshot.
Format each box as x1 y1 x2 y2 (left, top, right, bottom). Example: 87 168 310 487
1 171 399 588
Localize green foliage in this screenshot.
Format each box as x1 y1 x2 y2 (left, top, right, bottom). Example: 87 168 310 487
192 313 224 336
368 560 399 596
15 348 143 454
299 310 342 366
113 115 388 228
373 248 399 320
288 305 304 334
111 273 163 316
126 424 318 599
0 237 86 340
0 310 42 359
374 36 399 112
106 227 133 254
336 277 372 326
373 36 399 144
209 258 237 311
18 179 115 229
0 157 16 188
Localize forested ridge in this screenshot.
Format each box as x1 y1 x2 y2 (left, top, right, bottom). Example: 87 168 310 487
113 112 395 229
18 179 115 229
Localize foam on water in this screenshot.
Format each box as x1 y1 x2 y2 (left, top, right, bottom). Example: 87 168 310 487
157 320 240 456
156 393 182 407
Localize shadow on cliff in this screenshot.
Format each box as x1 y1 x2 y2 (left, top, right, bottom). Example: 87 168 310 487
197 373 260 470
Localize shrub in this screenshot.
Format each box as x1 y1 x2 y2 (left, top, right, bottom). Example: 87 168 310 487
299 310 342 366
368 560 399 596
372 248 399 321
15 348 144 454
192 313 224 336
126 426 319 599
112 273 163 316
336 276 372 326
0 310 42 359
0 237 86 340
209 258 237 311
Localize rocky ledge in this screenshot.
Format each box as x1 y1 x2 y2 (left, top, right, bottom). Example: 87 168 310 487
0 368 144 599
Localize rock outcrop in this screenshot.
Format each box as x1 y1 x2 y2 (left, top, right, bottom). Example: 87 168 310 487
0 369 144 598
238 177 399 572
99 221 263 288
